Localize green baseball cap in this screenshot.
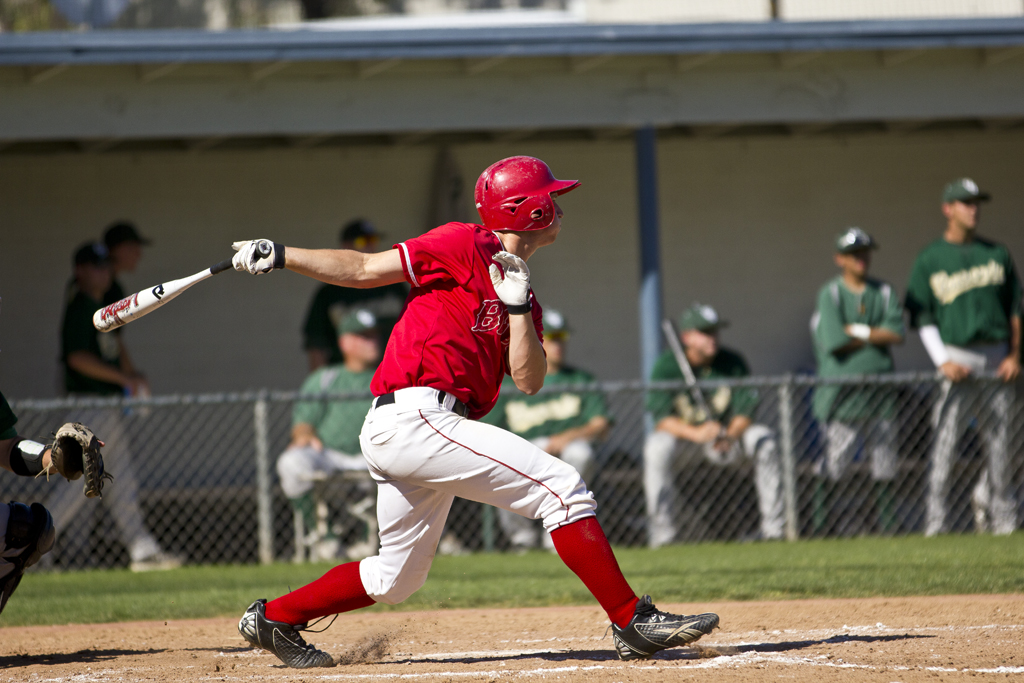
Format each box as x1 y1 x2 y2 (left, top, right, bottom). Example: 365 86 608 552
942 178 990 204
542 309 570 336
679 303 727 333
338 309 378 335
835 227 877 254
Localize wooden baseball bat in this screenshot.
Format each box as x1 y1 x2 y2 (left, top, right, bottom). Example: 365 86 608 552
93 242 270 332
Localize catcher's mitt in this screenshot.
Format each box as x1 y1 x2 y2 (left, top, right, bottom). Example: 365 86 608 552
49 422 111 498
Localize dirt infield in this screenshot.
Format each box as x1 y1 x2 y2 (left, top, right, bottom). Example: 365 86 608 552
2 595 1022 682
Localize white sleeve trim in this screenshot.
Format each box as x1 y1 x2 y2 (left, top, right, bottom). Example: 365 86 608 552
397 242 419 287
918 325 950 367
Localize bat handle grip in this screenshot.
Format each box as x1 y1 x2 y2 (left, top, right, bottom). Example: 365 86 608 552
212 241 273 275
210 258 234 275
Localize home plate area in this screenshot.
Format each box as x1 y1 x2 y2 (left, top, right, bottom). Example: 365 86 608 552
1 595 1021 682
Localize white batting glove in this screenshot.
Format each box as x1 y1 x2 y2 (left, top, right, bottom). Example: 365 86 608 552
231 240 284 275
489 251 531 314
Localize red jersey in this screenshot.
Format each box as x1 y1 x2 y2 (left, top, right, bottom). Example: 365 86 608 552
370 222 544 419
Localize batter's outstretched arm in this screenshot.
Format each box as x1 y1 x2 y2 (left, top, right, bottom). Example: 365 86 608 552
285 248 406 289
232 239 405 288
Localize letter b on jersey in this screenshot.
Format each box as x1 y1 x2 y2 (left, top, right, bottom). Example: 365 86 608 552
472 299 509 336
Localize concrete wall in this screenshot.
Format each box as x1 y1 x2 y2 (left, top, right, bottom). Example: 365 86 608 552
2 128 1023 398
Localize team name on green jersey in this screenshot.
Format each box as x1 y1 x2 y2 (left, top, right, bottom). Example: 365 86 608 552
929 259 1005 305
506 393 582 433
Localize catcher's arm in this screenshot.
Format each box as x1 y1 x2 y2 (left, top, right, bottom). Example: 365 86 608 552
2 424 110 498
0 436 56 476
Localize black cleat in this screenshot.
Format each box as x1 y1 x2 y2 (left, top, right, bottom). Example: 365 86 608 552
611 595 719 661
238 599 335 668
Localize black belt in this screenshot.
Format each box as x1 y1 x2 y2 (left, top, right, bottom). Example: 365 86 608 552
374 390 469 418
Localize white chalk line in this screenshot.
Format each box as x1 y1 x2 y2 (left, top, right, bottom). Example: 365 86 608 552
13 622 1024 682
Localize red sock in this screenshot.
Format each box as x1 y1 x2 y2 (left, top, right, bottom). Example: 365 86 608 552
264 560 375 625
550 516 639 628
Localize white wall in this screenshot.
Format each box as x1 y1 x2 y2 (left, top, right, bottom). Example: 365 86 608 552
582 0 769 22
783 0 1022 21
2 129 1023 399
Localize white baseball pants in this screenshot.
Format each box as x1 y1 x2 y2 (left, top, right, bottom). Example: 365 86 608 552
643 425 784 546
497 436 596 549
356 388 597 605
276 445 367 499
926 342 1017 537
46 408 162 563
823 419 898 482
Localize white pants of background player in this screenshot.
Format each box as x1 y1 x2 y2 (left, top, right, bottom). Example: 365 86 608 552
497 436 595 550
276 445 367 499
926 343 1016 536
643 425 784 546
44 408 164 564
822 419 898 482
356 387 596 605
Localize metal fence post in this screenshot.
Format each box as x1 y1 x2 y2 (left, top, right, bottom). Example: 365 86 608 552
482 504 495 552
254 392 274 565
777 375 799 541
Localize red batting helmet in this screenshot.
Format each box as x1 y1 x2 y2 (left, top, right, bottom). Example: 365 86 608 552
474 156 580 232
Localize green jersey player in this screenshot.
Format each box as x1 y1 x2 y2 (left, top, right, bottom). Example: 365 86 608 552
905 178 1022 536
643 304 783 544
811 228 905 533
278 310 381 562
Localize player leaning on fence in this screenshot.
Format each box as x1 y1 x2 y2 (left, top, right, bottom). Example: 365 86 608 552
811 228 904 533
905 178 1022 537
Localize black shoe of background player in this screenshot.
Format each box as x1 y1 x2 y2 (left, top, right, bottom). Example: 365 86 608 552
238 599 335 668
611 595 719 660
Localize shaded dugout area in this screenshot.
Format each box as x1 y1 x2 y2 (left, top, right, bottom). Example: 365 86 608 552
2 20 1024 396
2 126 1023 397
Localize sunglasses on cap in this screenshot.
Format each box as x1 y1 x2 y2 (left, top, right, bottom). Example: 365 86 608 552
352 235 380 250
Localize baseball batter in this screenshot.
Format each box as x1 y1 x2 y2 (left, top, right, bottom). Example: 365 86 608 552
905 178 1021 536
231 156 719 668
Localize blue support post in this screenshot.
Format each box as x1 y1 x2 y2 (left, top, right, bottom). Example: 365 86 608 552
635 126 663 392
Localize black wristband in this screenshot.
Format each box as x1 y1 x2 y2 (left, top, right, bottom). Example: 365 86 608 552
506 300 532 315
273 243 286 270
9 438 46 477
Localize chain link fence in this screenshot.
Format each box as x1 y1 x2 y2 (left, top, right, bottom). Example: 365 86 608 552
7 373 1022 570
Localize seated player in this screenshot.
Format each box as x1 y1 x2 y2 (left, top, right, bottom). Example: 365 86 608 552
643 304 784 545
230 156 719 668
278 310 381 561
484 309 609 551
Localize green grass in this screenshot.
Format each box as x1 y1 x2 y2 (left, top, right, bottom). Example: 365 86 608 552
2 533 1021 627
